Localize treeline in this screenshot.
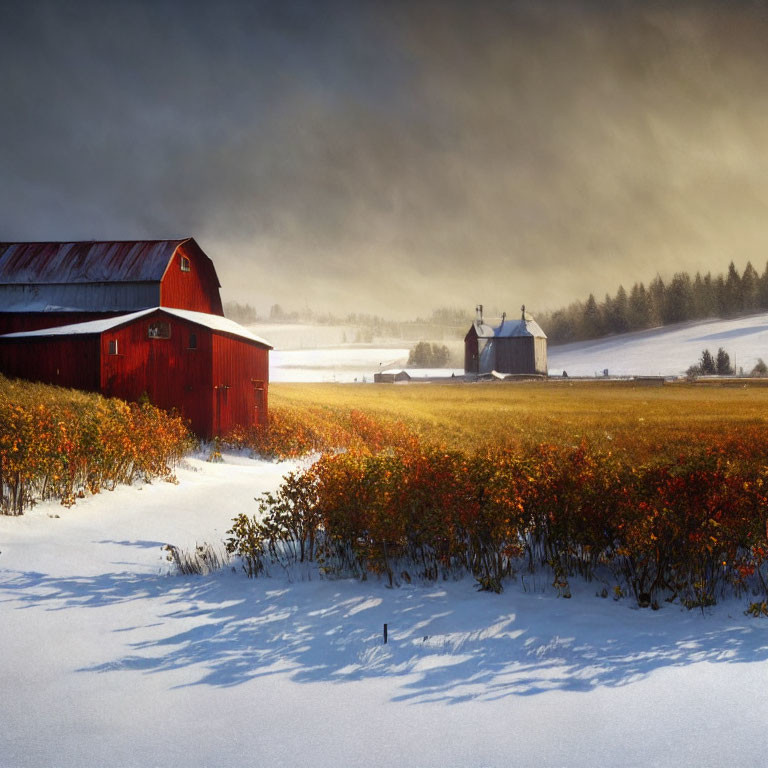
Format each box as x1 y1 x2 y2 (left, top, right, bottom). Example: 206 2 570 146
223 301 473 338
539 261 768 344
223 300 406 336
222 301 263 325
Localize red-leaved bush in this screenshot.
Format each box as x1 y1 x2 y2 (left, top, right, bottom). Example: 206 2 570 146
228 436 768 607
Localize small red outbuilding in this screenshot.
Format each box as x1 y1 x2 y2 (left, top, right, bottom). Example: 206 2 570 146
0 307 271 438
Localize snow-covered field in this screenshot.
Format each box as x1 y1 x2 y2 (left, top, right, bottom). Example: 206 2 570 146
267 312 768 382
2 453 768 767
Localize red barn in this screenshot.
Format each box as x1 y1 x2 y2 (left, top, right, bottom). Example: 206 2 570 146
0 239 271 438
0 239 223 335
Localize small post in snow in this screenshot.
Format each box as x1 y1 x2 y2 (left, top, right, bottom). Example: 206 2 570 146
383 623 388 644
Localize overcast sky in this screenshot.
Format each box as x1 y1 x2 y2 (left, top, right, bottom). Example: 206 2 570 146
3 0 768 318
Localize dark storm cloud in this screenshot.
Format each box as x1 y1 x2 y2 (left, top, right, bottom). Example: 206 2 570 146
3 0 768 317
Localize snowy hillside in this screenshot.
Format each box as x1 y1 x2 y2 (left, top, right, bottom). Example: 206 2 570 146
2 453 767 767
549 312 768 377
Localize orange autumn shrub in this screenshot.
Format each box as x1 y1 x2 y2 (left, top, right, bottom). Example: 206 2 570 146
222 405 418 459
0 375 194 514
229 428 768 607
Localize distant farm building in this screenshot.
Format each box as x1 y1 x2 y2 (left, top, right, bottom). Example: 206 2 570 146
464 305 547 376
374 369 411 383
0 239 270 437
374 367 466 383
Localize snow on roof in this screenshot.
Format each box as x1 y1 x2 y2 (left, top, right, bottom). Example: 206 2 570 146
0 239 194 284
164 308 272 347
0 309 156 337
469 321 496 338
0 307 273 348
472 316 547 339
381 368 465 377
492 316 547 339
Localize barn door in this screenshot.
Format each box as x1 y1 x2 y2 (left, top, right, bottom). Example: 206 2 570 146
214 385 230 436
252 380 265 426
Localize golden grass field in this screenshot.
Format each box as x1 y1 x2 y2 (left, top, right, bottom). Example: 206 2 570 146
270 379 768 458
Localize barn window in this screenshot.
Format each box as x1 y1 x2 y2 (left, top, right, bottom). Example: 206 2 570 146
188 332 197 349
180 255 191 272
108 339 118 355
148 321 171 339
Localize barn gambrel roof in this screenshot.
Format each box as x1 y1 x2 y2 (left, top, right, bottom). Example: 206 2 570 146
491 316 547 339
0 238 222 314
0 239 216 284
469 315 547 340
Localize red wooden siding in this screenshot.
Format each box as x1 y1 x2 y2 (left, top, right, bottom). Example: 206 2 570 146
99 311 268 437
0 336 101 391
211 333 269 435
159 242 224 316
100 314 214 436
0 310 268 438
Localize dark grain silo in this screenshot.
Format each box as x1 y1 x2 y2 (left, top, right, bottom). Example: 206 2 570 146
464 305 547 376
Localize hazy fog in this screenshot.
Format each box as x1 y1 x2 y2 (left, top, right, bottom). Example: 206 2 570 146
3 0 768 318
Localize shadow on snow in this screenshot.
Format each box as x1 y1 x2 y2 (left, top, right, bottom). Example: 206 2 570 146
1 565 767 705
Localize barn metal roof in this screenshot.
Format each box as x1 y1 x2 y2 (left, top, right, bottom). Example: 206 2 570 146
472 316 547 339
0 282 160 312
0 239 193 284
492 317 547 339
165 308 272 347
470 320 496 338
0 307 273 348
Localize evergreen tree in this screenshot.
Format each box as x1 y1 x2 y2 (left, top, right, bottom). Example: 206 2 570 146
691 272 718 320
758 262 768 310
741 261 759 312
611 285 630 333
664 273 693 323
700 349 716 375
601 293 615 333
714 274 727 316
716 347 734 376
724 261 741 315
648 276 666 326
700 272 718 318
581 294 602 338
691 272 705 319
628 282 652 330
